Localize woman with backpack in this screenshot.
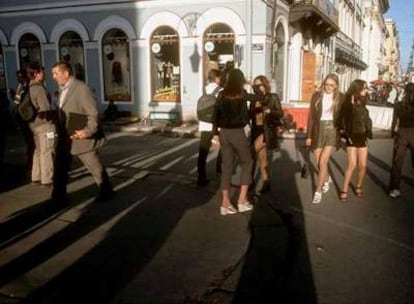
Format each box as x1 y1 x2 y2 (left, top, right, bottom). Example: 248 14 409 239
27 62 56 187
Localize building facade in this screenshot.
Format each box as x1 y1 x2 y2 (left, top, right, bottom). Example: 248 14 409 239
0 0 295 122
384 19 401 82
0 0 393 128
360 0 390 82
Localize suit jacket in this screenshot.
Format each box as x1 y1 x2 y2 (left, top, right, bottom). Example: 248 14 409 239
306 91 344 149
57 78 105 155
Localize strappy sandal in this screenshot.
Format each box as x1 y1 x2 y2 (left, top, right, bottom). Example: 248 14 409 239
355 187 363 197
339 191 348 203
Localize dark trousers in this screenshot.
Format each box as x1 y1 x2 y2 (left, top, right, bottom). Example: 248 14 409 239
197 131 221 181
389 128 414 190
219 128 252 190
52 137 112 201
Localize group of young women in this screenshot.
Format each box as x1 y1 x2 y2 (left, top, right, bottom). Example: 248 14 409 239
210 68 413 215
307 74 373 204
211 69 283 215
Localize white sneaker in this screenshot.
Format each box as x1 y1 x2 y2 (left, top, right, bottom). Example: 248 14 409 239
389 189 401 198
220 205 238 215
322 176 332 193
312 191 322 204
237 202 253 213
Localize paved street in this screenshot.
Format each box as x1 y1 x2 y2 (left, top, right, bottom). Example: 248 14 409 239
0 127 413 304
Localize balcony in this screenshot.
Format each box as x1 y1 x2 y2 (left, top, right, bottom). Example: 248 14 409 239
289 0 339 39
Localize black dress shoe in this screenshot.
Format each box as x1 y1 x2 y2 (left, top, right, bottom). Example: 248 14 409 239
196 179 210 187
94 189 114 202
48 197 69 209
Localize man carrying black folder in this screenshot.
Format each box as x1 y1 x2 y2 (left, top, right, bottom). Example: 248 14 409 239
51 61 113 205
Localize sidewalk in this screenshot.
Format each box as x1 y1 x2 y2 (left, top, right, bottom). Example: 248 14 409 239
1 122 411 304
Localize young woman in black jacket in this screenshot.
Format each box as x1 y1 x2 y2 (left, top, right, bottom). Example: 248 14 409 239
338 79 372 202
212 69 262 215
250 75 284 193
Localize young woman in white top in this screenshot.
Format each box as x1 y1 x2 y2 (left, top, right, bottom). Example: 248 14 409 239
306 74 344 204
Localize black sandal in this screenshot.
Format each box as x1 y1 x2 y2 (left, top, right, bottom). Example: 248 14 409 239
339 191 348 202
355 187 363 197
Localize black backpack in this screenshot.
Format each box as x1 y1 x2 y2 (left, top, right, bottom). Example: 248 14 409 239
17 83 40 122
197 86 221 123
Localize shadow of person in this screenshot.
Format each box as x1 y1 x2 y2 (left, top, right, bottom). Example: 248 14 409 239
233 147 317 303
3 134 215 303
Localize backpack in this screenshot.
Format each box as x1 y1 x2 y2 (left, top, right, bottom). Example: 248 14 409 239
17 83 39 122
197 86 221 123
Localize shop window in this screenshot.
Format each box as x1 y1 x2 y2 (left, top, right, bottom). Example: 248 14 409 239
150 26 180 102
203 23 235 86
102 28 131 102
59 31 85 81
18 33 42 70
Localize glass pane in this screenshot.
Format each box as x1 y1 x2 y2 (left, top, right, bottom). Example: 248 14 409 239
18 33 42 70
59 31 85 81
203 23 234 86
102 28 131 102
151 26 180 102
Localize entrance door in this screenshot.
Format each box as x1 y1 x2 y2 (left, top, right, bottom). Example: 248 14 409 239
301 51 316 102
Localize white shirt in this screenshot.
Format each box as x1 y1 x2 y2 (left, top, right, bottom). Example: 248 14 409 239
320 93 334 121
198 82 221 132
58 77 74 108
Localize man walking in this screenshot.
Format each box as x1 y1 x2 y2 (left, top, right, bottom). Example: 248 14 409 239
51 61 113 205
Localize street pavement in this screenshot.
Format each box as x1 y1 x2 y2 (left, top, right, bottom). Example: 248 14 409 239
0 124 413 304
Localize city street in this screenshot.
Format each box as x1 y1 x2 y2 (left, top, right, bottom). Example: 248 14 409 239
0 128 413 304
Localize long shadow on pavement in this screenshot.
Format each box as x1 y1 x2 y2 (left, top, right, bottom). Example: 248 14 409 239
233 145 317 303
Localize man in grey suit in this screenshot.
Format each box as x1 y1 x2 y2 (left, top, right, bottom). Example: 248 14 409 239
51 61 113 205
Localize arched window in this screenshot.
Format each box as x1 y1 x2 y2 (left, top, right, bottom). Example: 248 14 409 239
150 26 180 102
102 28 131 102
203 23 235 86
59 31 85 81
18 33 41 70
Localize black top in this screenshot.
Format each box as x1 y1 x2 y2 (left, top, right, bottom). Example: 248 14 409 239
392 101 414 129
338 98 372 138
212 90 262 134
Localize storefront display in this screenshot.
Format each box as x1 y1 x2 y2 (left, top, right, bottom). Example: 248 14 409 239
102 28 131 102
203 23 235 86
151 26 180 102
18 33 41 70
59 31 85 81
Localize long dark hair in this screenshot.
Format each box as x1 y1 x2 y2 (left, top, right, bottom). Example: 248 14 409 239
221 69 245 100
253 75 271 95
345 79 368 105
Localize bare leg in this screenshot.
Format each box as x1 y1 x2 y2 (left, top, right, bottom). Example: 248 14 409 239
222 189 232 207
342 147 357 193
238 184 249 203
254 134 268 181
356 146 368 190
314 146 334 192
